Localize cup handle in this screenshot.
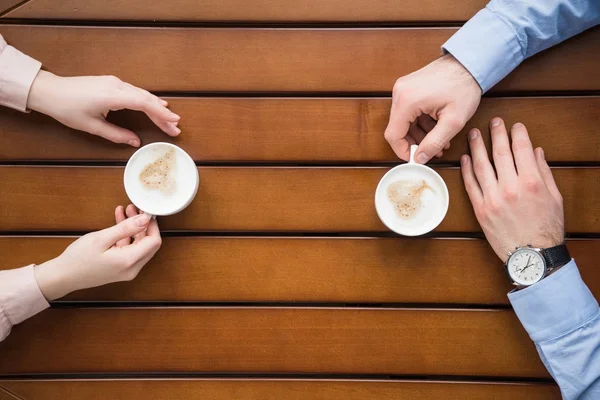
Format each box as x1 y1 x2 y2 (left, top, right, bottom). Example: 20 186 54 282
143 211 156 220
409 144 418 164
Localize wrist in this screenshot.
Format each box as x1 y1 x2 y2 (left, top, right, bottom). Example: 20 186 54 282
438 54 481 95
27 70 60 115
34 256 74 301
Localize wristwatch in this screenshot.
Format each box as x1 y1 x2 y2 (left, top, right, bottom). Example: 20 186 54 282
505 244 571 288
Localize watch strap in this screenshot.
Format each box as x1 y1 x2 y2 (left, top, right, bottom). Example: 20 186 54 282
542 244 571 269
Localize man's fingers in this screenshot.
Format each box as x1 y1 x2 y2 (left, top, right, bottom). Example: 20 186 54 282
384 100 415 161
535 147 562 204
126 204 146 241
460 155 483 207
468 128 497 194
511 123 541 180
99 213 151 247
490 117 517 183
88 118 140 147
114 206 130 247
415 114 462 164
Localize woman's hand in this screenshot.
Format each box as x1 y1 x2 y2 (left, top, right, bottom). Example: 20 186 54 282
34 205 162 301
27 71 181 147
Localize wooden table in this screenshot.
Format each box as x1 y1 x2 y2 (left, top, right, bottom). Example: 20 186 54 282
0 1 599 398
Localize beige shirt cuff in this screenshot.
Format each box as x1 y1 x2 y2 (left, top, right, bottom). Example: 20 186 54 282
0 36 42 112
0 265 50 342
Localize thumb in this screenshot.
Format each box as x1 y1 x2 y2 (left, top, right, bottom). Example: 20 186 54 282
98 214 151 247
87 118 141 147
414 114 462 164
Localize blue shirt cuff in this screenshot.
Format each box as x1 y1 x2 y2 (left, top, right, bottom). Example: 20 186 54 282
508 260 599 343
442 8 524 93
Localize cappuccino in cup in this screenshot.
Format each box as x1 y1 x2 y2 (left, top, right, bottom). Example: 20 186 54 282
375 145 449 236
124 142 199 216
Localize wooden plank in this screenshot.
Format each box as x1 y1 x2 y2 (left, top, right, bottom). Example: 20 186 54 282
2 97 599 162
2 237 598 304
0 167 597 233
3 0 487 22
0 380 561 400
0 308 548 377
0 26 598 92
0 0 22 16
0 386 18 400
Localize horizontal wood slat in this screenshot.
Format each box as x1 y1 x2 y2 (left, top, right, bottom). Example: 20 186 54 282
1 26 598 92
0 308 548 377
2 97 599 162
0 0 21 16
0 380 561 400
2 237 598 304
0 388 17 400
0 167 598 232
3 0 488 22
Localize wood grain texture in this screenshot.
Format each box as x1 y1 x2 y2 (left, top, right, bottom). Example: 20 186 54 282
2 97 599 162
0 25 598 92
0 380 561 400
3 0 487 21
0 386 19 400
0 167 598 232
0 0 23 16
2 237 598 304
0 308 548 377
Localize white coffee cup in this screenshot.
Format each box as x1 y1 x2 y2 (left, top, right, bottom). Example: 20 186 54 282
374 145 449 236
124 142 199 217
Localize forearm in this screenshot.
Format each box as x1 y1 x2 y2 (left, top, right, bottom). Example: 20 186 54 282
0 34 42 111
508 261 600 399
0 265 50 342
443 0 600 92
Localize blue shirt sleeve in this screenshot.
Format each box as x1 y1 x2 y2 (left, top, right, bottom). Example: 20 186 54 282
508 260 600 399
442 0 600 92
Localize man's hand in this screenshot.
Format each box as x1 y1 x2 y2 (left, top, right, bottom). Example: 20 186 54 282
461 118 564 262
27 71 181 147
385 54 481 163
34 205 162 301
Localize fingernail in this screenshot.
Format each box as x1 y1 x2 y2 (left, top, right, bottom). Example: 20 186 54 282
128 139 140 147
172 113 181 120
174 127 181 134
540 148 545 160
469 129 478 140
461 155 468 166
135 214 150 227
513 122 524 129
491 118 501 127
416 152 428 164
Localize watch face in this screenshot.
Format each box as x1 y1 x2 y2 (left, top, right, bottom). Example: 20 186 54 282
507 249 546 286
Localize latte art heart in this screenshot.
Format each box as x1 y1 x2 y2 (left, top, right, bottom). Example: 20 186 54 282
386 179 433 219
139 148 177 194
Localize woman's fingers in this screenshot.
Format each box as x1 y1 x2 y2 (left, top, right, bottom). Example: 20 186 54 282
114 206 130 247
125 204 146 241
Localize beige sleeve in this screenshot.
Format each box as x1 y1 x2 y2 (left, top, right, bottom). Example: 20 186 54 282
0 33 42 112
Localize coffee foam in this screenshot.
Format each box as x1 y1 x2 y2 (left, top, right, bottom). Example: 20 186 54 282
386 179 433 219
124 144 198 216
139 147 177 194
375 164 449 236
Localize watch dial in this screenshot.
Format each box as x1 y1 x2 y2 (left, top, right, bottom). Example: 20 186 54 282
507 249 546 286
